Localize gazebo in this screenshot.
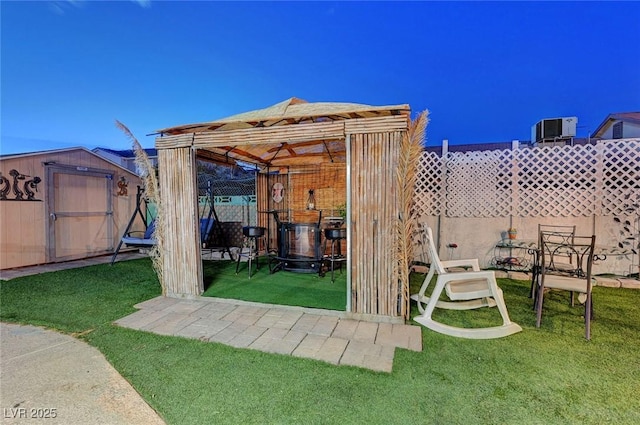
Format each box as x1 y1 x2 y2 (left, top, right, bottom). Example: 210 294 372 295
154 97 412 318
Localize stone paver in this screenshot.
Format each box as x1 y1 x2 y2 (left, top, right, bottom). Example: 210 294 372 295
175 318 231 340
192 301 238 319
144 312 201 336
352 320 378 343
309 315 339 336
620 278 640 289
116 296 423 373
332 318 359 340
115 309 170 330
375 322 423 352
340 340 395 373
227 325 269 348
291 314 322 333
314 337 349 365
595 276 621 288
255 309 304 329
209 322 249 344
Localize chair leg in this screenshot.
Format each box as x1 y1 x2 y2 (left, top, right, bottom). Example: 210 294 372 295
419 277 448 321
236 236 260 278
532 273 540 311
486 276 515 326
529 265 539 298
535 281 545 328
235 247 242 274
412 267 436 314
585 292 594 340
330 239 337 283
247 237 260 279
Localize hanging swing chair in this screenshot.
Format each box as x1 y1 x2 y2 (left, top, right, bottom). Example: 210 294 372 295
110 186 157 264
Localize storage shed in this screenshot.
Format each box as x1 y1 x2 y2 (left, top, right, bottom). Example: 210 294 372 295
154 98 412 318
0 147 142 270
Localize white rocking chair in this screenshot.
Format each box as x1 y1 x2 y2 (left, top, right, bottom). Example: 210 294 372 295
411 226 522 339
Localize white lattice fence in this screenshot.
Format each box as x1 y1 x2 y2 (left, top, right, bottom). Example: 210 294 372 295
601 140 640 216
446 150 513 217
414 152 443 217
415 139 640 219
516 144 599 217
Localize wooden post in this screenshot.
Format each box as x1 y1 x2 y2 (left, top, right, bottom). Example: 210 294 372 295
158 147 203 298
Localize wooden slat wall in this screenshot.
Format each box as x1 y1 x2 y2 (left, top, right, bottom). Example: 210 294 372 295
349 132 402 316
344 115 409 134
158 147 203 298
256 164 347 254
256 172 288 253
157 121 346 149
289 163 346 221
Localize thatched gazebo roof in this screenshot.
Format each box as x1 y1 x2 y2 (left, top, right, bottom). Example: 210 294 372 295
155 97 410 168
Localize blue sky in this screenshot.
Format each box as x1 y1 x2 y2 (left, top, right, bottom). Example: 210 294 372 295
1 1 639 155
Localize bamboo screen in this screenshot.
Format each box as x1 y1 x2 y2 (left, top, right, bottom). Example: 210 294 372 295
256 164 346 254
256 172 288 253
158 147 203 297
349 132 402 316
289 163 346 221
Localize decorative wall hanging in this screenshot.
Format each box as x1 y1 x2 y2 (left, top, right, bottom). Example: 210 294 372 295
0 169 42 201
117 176 129 196
271 182 284 203
306 189 316 210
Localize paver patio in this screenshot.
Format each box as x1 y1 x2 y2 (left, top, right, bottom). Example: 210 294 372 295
115 296 423 373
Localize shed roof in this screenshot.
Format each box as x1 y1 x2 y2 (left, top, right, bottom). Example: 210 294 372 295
0 147 141 176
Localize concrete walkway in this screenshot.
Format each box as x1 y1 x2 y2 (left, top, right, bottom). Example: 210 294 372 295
0 252 147 281
116 296 422 373
0 322 165 425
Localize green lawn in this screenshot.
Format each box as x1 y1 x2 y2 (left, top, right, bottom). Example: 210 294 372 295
202 258 347 311
1 258 639 424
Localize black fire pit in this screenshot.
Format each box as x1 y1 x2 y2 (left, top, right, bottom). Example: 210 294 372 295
242 226 265 238
274 222 322 273
324 227 347 240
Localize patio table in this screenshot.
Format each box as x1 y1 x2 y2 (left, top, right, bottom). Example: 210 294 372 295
491 239 539 272
511 237 635 298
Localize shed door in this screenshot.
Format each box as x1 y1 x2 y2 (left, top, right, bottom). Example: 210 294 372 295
46 165 114 262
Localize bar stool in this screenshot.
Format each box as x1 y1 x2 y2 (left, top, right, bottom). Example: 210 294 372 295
321 227 347 282
236 226 265 278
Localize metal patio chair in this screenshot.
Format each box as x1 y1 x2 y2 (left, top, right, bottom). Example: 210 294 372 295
535 231 596 340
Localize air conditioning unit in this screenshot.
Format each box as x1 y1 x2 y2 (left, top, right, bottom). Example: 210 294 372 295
531 117 577 142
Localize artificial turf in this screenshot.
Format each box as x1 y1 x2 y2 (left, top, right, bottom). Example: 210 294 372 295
202 258 347 311
1 258 639 424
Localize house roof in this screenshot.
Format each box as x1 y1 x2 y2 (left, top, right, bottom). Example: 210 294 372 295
93 147 158 158
592 112 640 138
425 141 525 155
